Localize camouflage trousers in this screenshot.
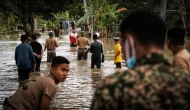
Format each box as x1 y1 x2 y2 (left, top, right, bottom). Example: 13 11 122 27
47 50 56 62
77 48 88 60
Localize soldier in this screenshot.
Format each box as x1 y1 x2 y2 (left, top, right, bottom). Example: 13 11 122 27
167 26 190 73
90 10 190 110
75 31 90 60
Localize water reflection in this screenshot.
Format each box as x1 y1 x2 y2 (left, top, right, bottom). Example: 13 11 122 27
91 69 102 89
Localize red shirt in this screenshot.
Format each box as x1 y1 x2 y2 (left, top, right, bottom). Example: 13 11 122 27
69 33 78 43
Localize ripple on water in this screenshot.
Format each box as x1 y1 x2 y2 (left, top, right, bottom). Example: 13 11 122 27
0 32 163 109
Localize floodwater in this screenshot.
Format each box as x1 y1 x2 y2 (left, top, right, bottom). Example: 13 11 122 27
0 31 190 110
0 31 126 110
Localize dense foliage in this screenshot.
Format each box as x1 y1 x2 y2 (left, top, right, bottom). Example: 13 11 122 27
0 0 83 34
0 0 189 35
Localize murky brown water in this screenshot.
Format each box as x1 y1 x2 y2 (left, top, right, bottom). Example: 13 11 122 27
0 31 190 110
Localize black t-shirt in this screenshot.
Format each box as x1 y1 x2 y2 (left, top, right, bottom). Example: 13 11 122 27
54 29 59 37
71 21 74 27
30 41 42 55
90 41 103 58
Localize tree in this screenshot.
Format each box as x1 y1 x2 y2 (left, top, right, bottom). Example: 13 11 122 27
184 0 190 36
0 0 37 34
83 0 89 25
160 0 167 21
0 0 81 34
77 0 126 37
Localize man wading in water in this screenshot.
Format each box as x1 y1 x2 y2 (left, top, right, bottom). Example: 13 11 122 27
44 32 58 62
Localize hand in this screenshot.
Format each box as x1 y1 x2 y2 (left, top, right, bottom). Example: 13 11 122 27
36 55 41 59
39 55 43 58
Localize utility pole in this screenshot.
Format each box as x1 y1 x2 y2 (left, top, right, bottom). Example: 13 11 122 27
91 0 93 41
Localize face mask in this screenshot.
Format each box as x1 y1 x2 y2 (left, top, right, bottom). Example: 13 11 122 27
124 37 136 68
126 56 136 68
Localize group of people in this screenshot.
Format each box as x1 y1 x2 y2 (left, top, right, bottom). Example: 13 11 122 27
14 34 43 83
69 29 122 69
63 20 76 31
53 23 122 69
4 10 190 110
69 29 106 68
14 31 58 84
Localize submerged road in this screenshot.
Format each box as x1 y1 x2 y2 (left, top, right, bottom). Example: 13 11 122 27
0 32 127 110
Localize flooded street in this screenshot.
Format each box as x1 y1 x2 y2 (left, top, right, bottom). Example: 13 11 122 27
0 31 190 110
0 32 126 110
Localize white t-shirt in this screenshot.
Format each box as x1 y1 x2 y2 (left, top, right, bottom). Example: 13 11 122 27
70 33 78 38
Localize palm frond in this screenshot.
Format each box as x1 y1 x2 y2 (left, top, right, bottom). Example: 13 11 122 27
111 4 118 12
76 12 90 26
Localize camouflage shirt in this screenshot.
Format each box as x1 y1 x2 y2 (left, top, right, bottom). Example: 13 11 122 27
90 53 190 110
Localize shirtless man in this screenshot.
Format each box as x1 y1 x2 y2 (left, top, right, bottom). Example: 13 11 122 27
44 32 58 62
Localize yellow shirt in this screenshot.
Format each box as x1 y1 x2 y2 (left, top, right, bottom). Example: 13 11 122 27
114 43 122 63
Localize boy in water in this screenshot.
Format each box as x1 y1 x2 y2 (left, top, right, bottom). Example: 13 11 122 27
4 56 70 110
114 36 122 68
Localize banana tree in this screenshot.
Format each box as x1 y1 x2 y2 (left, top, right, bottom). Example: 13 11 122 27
52 11 70 25
77 0 126 37
76 0 107 27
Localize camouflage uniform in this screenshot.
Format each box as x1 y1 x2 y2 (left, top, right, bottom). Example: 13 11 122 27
47 50 56 62
91 53 190 110
77 48 88 60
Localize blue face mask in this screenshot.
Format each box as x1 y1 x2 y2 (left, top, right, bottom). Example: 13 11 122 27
124 37 136 68
126 56 136 68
